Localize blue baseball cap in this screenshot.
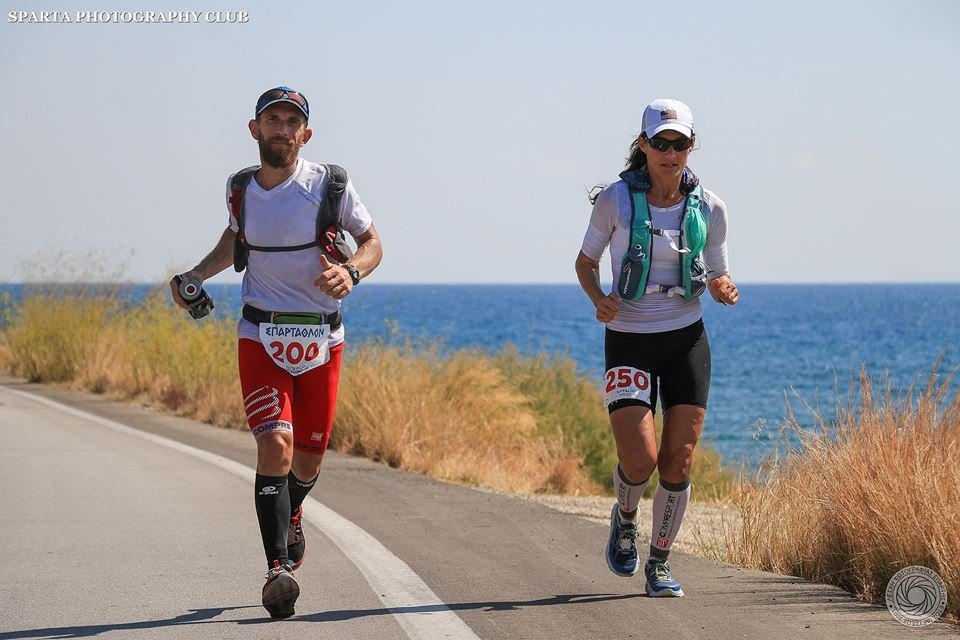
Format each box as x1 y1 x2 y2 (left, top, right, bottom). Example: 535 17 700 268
255 86 309 122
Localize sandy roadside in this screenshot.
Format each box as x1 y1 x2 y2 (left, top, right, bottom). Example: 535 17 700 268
502 491 741 559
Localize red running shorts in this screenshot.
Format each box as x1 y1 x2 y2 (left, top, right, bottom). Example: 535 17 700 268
237 338 344 455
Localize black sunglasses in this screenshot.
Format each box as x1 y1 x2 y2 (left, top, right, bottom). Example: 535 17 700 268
646 135 694 152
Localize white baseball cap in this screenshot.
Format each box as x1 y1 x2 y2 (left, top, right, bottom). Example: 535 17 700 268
642 98 694 139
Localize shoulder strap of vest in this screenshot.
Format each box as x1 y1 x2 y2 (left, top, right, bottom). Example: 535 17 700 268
693 185 707 223
680 184 710 300
229 165 260 238
315 164 355 262
318 164 348 232
682 185 707 254
686 184 702 219
618 187 652 300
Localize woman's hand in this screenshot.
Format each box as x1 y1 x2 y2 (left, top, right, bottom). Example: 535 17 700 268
596 292 622 323
708 275 739 306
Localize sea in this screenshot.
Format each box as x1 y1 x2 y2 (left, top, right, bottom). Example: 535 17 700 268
3 283 958 472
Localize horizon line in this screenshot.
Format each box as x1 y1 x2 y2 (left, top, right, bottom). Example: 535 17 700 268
2 280 960 287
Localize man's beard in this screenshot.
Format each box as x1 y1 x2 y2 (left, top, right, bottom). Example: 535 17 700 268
258 138 298 169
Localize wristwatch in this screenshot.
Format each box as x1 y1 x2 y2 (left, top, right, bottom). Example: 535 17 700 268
343 263 361 286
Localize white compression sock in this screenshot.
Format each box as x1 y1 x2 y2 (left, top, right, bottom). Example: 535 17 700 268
649 477 691 560
612 464 649 519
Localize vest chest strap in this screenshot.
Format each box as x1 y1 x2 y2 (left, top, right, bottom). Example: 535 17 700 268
649 227 691 255
645 283 686 297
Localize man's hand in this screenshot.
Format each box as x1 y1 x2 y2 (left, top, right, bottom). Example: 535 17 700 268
596 292 621 323
170 270 203 309
708 275 739 305
313 254 353 299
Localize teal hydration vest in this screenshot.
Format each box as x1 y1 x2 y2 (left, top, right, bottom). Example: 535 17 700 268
617 182 710 301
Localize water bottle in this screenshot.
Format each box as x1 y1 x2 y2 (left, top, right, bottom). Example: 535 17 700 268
174 274 215 320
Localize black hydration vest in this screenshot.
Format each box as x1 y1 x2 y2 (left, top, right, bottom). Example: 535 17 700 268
230 163 355 272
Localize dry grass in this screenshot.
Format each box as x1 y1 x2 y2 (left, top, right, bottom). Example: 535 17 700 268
719 367 960 622
0 285 736 499
335 343 594 493
0 287 604 494
2 286 243 426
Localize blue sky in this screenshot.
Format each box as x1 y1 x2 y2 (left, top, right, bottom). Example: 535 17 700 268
2 0 958 284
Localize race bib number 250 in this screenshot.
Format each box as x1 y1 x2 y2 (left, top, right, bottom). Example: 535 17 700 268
259 322 330 376
603 366 652 407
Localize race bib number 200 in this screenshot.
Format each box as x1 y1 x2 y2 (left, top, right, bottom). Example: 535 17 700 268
603 366 652 407
259 323 330 376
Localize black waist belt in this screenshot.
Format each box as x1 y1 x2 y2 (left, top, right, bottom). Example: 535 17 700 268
242 304 342 331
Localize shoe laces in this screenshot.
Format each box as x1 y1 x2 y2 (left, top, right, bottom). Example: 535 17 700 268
617 518 638 552
265 561 293 580
649 560 673 582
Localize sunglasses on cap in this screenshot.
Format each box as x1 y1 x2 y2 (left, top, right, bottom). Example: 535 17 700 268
255 86 310 121
646 135 694 152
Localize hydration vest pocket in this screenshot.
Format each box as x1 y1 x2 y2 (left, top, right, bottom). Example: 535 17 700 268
233 236 249 272
618 244 646 299
320 224 354 263
688 258 708 299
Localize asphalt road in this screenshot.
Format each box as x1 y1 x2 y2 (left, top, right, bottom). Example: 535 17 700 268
0 373 955 639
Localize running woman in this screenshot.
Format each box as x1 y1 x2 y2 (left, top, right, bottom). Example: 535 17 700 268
575 98 738 597
171 86 383 618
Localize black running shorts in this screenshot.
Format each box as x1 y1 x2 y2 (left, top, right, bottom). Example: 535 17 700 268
603 319 711 414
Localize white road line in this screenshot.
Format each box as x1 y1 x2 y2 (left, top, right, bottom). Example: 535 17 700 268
0 385 480 640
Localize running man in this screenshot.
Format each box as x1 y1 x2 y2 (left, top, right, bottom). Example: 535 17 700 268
171 86 383 618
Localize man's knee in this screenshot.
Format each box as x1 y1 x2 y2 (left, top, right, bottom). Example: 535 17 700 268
256 432 294 474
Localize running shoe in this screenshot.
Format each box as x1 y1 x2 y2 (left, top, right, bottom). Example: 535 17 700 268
605 504 639 577
644 559 684 597
262 560 299 619
288 506 305 570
